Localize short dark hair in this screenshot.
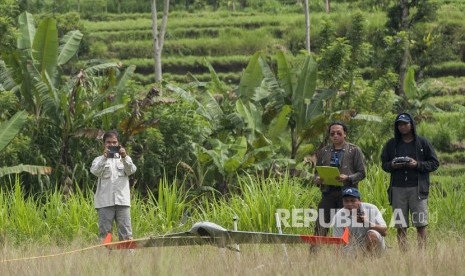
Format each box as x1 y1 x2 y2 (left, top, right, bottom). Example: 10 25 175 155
102 130 119 142
328 121 348 134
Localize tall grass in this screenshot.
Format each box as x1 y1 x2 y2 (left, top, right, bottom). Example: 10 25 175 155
42 187 97 243
2 236 465 275
193 172 319 233
0 164 463 245
124 176 193 237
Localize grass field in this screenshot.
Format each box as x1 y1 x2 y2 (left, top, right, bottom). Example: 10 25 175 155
1 236 465 275
1 164 464 274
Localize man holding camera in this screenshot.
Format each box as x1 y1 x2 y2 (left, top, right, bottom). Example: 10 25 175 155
90 130 137 241
332 188 387 254
381 113 439 251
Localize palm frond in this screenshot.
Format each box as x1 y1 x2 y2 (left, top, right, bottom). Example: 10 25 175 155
0 164 52 177
58 30 83 66
0 110 28 151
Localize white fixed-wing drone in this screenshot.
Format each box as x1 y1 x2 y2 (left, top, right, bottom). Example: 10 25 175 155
103 221 349 250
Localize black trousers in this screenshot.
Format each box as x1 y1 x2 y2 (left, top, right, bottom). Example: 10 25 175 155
314 188 343 236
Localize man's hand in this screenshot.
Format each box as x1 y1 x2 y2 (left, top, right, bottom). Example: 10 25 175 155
391 157 417 169
314 176 323 186
406 158 418 168
337 174 349 182
119 147 127 158
391 161 404 169
357 211 367 224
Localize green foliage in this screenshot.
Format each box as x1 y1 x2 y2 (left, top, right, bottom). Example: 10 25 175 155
74 6 463 84
385 0 438 32
1 163 464 244
416 111 465 154
411 23 460 74
318 38 352 89
0 111 52 177
425 61 465 78
349 116 391 162
88 41 108 59
132 96 210 191
317 19 336 50
194 173 319 233
0 12 142 193
402 67 442 119
0 3 464 227
0 0 19 53
152 177 192 233
0 111 28 152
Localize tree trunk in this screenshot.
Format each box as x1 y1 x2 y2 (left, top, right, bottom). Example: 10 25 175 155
151 0 170 84
325 0 330 13
397 0 410 97
304 0 311 53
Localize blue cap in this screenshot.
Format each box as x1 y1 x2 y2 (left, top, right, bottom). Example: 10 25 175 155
342 188 361 199
396 114 411 123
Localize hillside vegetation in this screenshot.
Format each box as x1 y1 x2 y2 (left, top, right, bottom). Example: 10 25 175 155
0 0 464 193
1 1 465 258
77 2 465 84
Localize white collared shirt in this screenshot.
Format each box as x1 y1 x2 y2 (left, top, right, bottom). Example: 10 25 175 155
90 155 137 208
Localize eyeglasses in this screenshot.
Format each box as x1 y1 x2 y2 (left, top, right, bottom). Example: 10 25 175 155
330 131 344 137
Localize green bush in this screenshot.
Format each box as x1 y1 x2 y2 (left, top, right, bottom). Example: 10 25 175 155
425 61 465 77
422 76 465 96
427 95 465 111
438 151 465 163
88 41 109 58
431 126 453 152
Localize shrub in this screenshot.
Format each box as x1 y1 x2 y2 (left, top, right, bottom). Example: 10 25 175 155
417 119 453 153
425 61 465 77
88 41 109 58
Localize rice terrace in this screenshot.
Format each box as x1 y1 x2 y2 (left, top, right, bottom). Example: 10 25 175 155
1 0 465 275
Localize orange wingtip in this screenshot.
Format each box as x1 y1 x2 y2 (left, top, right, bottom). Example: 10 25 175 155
299 227 349 245
103 233 137 250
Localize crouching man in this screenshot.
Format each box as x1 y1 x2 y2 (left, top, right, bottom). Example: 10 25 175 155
332 188 387 255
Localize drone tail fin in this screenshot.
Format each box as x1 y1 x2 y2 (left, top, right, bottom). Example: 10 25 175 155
299 227 350 245
341 227 349 245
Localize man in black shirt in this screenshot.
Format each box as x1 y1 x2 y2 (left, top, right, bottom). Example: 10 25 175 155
381 113 439 251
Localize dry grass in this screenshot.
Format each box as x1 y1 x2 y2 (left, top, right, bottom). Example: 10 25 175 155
1 236 464 276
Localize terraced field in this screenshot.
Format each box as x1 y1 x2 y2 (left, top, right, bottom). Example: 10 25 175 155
81 10 388 84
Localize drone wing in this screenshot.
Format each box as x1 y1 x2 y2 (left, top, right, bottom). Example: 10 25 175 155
227 227 349 245
103 222 349 250
103 232 223 250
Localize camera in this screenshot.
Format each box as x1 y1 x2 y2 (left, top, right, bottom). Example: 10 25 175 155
392 156 412 165
108 146 121 158
356 208 364 223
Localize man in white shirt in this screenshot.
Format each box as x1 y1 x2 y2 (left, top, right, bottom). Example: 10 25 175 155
332 188 387 254
90 130 137 241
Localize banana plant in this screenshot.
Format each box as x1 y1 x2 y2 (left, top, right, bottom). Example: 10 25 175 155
239 50 337 161
0 12 130 185
0 110 52 177
403 67 441 120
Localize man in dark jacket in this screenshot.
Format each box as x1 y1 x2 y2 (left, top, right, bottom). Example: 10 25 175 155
313 122 366 237
381 113 439 251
